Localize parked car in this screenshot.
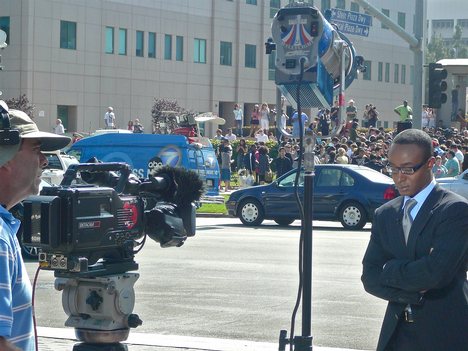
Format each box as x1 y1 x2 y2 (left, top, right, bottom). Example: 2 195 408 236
226 164 398 230
41 150 79 185
436 169 468 200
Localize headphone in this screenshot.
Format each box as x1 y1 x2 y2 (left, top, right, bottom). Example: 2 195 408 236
0 100 20 146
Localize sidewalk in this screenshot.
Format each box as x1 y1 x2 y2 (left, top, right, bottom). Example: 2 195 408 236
38 327 361 351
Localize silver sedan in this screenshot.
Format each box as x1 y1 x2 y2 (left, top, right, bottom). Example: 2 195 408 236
437 169 468 200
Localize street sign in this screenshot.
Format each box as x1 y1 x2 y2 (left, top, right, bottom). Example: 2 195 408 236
333 21 370 37
330 8 373 27
330 8 372 37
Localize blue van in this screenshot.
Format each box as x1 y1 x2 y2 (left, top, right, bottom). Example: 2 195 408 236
67 133 220 198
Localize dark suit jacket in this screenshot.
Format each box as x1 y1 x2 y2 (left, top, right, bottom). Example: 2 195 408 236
362 185 468 351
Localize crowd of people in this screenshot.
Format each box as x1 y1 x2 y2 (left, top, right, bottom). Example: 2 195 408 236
214 122 468 192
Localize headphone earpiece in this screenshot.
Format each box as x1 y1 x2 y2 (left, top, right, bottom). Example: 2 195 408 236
0 101 20 146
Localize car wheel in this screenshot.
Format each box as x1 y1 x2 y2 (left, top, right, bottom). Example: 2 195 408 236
339 201 367 230
274 218 295 226
239 199 264 226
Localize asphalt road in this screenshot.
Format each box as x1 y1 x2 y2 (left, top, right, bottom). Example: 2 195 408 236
26 218 387 350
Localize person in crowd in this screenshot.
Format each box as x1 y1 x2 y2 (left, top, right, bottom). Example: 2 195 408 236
0 106 71 350
133 118 144 133
244 144 259 179
361 128 468 351
451 84 460 118
127 120 134 131
444 150 460 176
259 103 270 133
351 148 368 166
224 128 237 141
236 138 247 171
274 146 292 178
318 109 330 136
104 106 116 129
54 118 65 135
214 128 224 140
335 147 349 164
349 121 359 142
346 99 357 122
455 108 466 131
233 103 243 137
394 100 413 122
330 100 340 128
257 145 270 185
255 128 269 143
250 104 260 137
219 138 232 192
367 105 379 128
291 110 308 140
432 155 448 178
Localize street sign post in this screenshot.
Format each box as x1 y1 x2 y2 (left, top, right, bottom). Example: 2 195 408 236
330 8 372 37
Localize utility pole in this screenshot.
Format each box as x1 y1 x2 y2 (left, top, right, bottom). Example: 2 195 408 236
354 0 425 129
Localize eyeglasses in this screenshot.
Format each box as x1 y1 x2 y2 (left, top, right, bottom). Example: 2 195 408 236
389 159 429 175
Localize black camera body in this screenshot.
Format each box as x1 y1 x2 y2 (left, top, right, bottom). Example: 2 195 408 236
22 162 202 276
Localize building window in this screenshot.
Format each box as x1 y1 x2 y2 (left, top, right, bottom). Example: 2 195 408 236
457 19 468 28
363 60 371 80
383 121 388 129
401 65 406 84
394 64 399 83
385 62 390 82
176 36 184 61
268 50 276 80
118 28 127 55
398 12 406 29
105 27 114 54
194 38 206 63
378 62 383 82
164 34 172 60
270 0 280 18
136 31 144 57
432 19 454 29
410 65 414 85
0 17 10 45
245 44 256 68
246 0 257 5
350 2 359 13
148 32 156 58
220 41 232 66
336 0 345 10
381 9 390 29
321 0 331 11
60 20 76 50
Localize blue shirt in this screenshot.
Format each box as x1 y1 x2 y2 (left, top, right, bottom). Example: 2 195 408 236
291 112 308 138
0 206 35 350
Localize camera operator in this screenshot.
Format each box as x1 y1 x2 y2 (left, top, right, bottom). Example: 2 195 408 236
0 106 70 351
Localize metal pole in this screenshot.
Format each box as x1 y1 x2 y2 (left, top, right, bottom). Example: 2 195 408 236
339 40 347 134
412 0 425 130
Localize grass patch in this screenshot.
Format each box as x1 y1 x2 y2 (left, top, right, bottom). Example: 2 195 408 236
196 194 230 214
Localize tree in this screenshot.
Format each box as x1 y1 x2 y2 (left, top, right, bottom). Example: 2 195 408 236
425 25 468 62
4 94 35 118
151 98 186 134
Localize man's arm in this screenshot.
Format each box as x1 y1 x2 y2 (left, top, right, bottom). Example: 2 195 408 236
362 212 422 304
380 201 468 292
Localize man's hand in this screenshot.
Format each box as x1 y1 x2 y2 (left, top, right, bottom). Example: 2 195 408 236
0 337 21 351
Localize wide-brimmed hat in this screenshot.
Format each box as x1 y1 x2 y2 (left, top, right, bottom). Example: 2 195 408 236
0 107 71 166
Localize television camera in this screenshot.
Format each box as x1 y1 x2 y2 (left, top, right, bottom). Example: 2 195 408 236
22 161 203 349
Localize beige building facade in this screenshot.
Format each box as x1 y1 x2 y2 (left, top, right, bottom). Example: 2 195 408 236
0 0 418 135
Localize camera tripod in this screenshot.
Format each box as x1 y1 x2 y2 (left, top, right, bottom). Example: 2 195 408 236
54 262 143 351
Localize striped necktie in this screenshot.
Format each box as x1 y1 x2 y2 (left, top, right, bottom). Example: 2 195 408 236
402 198 418 244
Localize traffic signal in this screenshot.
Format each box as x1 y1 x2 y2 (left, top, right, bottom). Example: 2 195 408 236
428 63 448 109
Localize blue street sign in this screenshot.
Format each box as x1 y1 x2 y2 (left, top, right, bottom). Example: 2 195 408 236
330 8 373 27
333 21 370 37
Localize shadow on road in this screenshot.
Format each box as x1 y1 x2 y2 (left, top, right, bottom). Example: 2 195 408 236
199 222 372 232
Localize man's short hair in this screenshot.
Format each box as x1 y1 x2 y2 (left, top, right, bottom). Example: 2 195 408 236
392 129 433 160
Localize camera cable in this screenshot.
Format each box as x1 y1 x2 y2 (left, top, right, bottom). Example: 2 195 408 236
31 265 42 351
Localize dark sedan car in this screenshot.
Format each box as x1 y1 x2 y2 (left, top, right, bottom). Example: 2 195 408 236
226 164 398 230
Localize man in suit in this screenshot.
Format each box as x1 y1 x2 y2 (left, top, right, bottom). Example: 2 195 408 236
361 129 468 351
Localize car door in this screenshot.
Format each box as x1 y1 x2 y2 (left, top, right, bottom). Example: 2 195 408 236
263 170 304 218
314 167 354 216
